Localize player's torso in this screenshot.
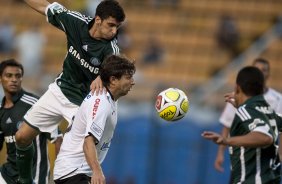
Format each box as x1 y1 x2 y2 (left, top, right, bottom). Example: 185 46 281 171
229 96 280 183
49 7 117 105
0 100 31 156
0 93 40 180
54 93 117 178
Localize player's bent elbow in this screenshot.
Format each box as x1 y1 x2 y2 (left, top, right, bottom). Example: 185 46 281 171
262 136 273 146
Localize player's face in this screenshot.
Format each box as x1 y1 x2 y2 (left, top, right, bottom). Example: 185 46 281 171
0 66 23 94
116 74 135 96
97 16 121 40
253 62 269 81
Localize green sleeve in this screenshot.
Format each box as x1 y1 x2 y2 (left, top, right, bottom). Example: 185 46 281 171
46 2 92 32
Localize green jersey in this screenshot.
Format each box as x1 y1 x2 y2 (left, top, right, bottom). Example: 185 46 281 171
0 90 57 184
46 2 120 105
229 95 281 184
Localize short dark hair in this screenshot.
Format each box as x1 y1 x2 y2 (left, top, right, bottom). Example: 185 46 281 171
253 57 270 71
236 66 264 96
95 0 125 22
100 55 135 86
0 59 24 76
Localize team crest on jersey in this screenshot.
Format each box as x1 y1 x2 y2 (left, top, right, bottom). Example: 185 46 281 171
17 121 23 130
90 57 101 66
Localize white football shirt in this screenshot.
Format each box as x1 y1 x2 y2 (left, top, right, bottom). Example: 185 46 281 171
219 88 282 128
53 91 117 180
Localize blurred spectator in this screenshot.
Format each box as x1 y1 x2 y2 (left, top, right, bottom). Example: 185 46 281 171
141 35 165 65
85 0 102 16
15 24 46 78
216 15 240 57
117 25 132 53
0 19 15 55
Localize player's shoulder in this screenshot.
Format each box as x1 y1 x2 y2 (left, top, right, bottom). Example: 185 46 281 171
103 38 120 56
20 91 39 106
267 88 282 98
235 104 263 122
84 92 111 106
47 2 93 24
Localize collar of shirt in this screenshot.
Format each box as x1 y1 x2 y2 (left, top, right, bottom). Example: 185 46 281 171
0 89 25 107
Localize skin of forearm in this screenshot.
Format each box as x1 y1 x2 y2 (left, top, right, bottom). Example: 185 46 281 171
24 0 50 15
83 136 103 173
223 132 273 148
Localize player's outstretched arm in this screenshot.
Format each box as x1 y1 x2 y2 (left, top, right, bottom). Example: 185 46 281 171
24 0 50 15
83 136 106 184
202 131 273 147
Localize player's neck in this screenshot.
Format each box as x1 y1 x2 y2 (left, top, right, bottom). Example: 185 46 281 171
3 93 14 108
89 24 102 40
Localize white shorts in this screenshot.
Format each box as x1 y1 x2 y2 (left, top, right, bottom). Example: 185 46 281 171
24 82 79 133
0 173 7 184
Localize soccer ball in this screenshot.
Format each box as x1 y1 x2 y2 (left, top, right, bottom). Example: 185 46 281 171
155 88 189 121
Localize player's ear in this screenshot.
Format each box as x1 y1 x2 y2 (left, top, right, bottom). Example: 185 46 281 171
109 76 117 85
95 16 102 25
235 84 240 94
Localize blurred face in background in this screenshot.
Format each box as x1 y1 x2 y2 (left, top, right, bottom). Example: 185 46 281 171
0 66 23 95
253 62 270 82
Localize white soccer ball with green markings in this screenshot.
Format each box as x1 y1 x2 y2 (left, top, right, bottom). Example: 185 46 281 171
155 88 189 121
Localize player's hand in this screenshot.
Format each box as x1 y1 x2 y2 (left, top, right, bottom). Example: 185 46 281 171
90 76 106 95
214 151 225 172
91 171 105 184
224 92 236 107
201 131 226 145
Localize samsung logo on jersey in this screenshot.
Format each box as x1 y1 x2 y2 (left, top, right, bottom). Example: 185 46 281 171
5 135 16 143
69 46 99 74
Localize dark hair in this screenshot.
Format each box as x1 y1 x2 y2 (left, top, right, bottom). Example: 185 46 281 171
236 66 264 96
253 57 270 71
100 55 135 86
0 59 24 76
95 0 125 22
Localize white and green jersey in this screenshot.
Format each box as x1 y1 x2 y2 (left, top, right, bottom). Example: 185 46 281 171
53 90 117 180
45 2 120 105
229 95 281 184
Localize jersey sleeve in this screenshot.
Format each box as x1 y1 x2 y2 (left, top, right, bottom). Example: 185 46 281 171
45 2 91 32
47 127 63 143
84 95 111 143
236 107 273 138
219 103 236 128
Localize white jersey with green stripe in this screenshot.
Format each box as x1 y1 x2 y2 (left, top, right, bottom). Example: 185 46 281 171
46 2 120 105
229 95 281 183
